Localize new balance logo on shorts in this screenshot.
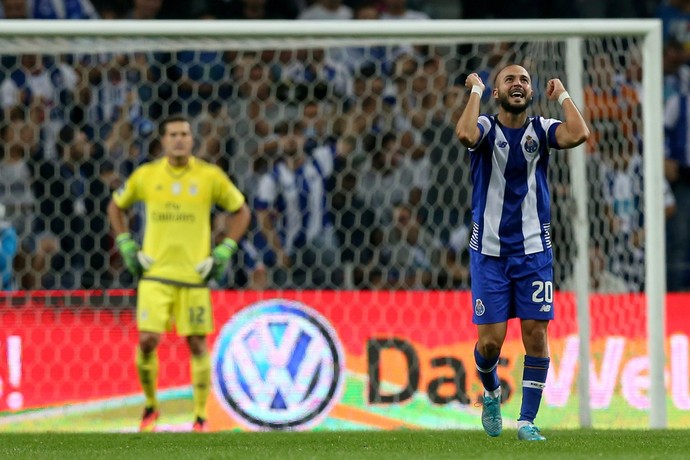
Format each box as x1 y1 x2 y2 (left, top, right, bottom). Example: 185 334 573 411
539 304 552 312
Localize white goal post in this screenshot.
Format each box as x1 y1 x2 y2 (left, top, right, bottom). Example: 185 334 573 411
0 19 665 429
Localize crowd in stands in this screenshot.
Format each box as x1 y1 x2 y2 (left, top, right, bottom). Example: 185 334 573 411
1 0 689 292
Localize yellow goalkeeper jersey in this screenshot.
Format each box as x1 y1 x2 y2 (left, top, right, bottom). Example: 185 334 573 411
112 156 245 284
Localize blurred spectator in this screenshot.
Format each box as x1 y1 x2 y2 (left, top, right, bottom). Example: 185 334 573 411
82 159 121 288
330 170 377 287
437 212 472 289
72 54 152 143
658 0 690 60
664 90 690 290
281 48 353 101
155 0 207 18
0 0 98 18
335 76 395 140
195 106 233 171
1 54 78 158
419 85 472 243
357 131 422 227
103 89 148 177
92 0 129 19
207 0 300 19
226 52 292 194
0 204 18 290
331 2 400 76
254 122 342 288
234 220 271 289
583 51 640 153
298 0 352 19
663 39 690 103
561 240 629 293
127 0 163 19
373 202 441 289
572 0 639 18
0 118 37 239
380 0 429 19
169 49 232 116
31 125 97 288
598 124 676 291
0 0 26 18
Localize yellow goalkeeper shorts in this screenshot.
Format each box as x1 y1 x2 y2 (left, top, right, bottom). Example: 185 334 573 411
136 279 213 336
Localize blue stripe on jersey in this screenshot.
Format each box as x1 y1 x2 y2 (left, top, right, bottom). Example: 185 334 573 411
468 115 562 257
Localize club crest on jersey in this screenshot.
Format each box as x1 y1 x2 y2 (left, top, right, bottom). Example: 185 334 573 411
475 299 486 316
172 182 181 195
189 184 198 196
524 135 538 153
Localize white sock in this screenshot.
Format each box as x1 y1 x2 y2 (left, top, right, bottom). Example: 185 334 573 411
517 420 532 429
485 387 502 399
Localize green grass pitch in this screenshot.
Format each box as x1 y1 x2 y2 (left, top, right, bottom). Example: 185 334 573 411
1 430 688 460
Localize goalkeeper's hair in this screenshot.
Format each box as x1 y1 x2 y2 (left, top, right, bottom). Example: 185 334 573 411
159 114 191 136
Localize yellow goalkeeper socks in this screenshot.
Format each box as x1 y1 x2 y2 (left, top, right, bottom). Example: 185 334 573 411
191 353 211 420
135 347 159 410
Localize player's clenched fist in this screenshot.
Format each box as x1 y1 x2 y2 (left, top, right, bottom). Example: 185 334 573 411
546 79 566 100
466 72 485 93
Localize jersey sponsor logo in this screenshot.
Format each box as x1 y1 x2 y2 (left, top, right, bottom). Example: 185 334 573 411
524 135 538 154
475 299 486 316
212 299 344 430
150 211 195 222
539 304 552 312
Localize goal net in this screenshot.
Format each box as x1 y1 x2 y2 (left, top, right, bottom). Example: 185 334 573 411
0 20 672 432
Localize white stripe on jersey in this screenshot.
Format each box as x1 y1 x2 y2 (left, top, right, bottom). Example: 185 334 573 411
482 127 510 255
522 141 543 254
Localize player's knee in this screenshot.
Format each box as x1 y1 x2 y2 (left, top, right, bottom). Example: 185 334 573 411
523 328 548 356
187 335 208 356
477 338 502 358
139 333 160 354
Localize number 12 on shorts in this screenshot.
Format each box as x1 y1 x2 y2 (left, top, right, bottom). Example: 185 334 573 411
189 306 206 325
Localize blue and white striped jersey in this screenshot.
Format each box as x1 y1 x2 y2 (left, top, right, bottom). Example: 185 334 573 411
254 145 335 255
468 115 562 257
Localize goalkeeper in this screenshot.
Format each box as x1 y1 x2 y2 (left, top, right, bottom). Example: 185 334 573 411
107 114 250 432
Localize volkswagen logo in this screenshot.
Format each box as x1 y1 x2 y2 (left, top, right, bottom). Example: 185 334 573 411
212 299 345 430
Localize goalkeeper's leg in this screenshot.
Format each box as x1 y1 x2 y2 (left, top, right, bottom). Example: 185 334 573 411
188 335 211 431
136 332 161 432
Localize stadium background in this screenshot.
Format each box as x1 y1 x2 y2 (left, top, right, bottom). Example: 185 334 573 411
1 0 690 433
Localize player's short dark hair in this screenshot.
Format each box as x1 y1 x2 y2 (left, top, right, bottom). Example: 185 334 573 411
159 114 190 136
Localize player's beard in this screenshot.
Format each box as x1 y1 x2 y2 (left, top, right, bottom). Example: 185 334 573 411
498 91 532 114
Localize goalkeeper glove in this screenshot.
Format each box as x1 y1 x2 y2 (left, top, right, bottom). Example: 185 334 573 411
195 238 238 282
116 232 142 277
137 252 155 271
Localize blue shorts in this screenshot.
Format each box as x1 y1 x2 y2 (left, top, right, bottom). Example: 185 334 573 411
470 249 555 324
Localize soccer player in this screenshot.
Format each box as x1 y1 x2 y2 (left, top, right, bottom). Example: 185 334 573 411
455 65 589 441
107 114 251 432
